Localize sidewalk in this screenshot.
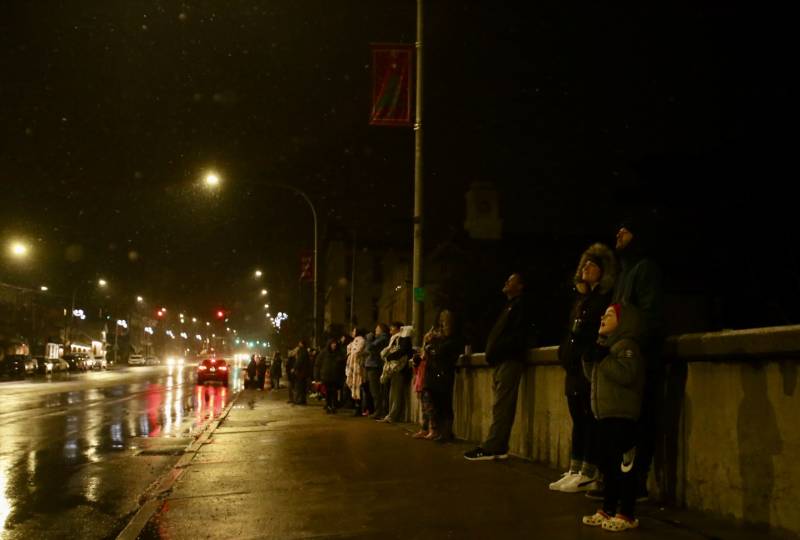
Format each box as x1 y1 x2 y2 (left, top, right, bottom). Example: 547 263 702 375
135 387 778 540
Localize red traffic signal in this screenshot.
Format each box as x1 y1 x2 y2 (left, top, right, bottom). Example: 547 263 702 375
216 310 225 319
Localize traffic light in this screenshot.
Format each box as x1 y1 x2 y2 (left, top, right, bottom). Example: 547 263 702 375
216 309 225 319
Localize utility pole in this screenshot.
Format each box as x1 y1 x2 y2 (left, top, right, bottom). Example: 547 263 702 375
411 0 425 344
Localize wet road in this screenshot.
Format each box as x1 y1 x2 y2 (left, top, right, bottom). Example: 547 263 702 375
0 363 243 539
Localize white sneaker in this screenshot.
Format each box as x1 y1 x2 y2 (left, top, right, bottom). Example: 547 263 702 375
549 471 578 491
560 472 599 493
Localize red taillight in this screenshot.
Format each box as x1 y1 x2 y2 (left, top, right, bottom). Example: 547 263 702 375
198 365 208 371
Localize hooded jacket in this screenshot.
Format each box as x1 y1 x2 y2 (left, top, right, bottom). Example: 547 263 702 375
612 229 666 348
365 332 389 369
558 243 617 395
583 304 645 420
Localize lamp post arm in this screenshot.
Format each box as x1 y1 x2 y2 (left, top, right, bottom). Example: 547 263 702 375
262 181 319 348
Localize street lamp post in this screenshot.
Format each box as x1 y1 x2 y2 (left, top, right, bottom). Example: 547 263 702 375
199 173 319 348
263 182 318 348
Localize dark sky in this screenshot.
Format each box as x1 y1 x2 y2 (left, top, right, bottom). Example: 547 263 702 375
1 2 796 331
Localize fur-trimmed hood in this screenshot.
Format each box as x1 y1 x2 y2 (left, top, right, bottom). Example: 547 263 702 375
573 243 617 294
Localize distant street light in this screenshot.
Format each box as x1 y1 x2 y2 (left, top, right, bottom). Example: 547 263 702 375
254 270 263 278
204 172 221 188
98 279 108 287
40 285 48 291
260 289 268 296
136 296 144 303
8 241 29 258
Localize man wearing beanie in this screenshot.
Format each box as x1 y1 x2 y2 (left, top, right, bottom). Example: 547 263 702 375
606 214 666 502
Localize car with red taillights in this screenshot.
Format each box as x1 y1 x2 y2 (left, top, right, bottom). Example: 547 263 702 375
196 357 229 386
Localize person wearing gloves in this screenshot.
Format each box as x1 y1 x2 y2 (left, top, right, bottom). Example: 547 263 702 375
581 303 645 532
378 322 414 423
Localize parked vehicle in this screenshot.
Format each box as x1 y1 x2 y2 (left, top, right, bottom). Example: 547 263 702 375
50 357 70 372
64 354 89 372
24 356 37 375
128 354 145 366
33 356 53 375
0 354 27 379
93 356 108 370
145 355 161 366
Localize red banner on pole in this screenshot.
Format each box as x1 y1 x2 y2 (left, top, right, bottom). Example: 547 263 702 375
370 43 414 127
300 251 313 282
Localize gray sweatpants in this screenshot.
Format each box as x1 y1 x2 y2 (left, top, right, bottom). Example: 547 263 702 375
482 359 525 454
386 369 407 421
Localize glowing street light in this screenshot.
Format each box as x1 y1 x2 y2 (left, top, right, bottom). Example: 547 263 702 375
254 269 262 278
40 285 48 292
136 296 144 303
98 279 108 287
9 241 29 258
204 172 221 188
260 289 268 296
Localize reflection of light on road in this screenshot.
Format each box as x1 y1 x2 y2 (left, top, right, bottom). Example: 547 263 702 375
139 414 149 437
146 384 163 437
174 384 184 428
194 385 229 424
111 422 123 449
64 415 79 462
164 388 173 433
27 450 36 478
86 400 102 462
0 460 10 532
85 476 100 503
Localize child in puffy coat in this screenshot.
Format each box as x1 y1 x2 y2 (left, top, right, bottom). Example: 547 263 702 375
581 303 645 532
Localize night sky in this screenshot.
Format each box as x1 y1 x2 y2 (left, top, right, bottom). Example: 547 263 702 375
1 2 796 333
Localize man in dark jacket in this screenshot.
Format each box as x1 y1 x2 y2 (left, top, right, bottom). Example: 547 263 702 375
610 216 666 500
464 272 535 460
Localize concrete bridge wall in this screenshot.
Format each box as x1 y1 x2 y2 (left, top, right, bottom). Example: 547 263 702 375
409 325 800 536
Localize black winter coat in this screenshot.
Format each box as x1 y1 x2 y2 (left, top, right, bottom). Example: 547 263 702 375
317 348 346 386
558 286 611 395
422 334 464 393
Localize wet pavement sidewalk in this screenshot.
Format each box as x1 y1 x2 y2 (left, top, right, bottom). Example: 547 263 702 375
132 388 776 540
